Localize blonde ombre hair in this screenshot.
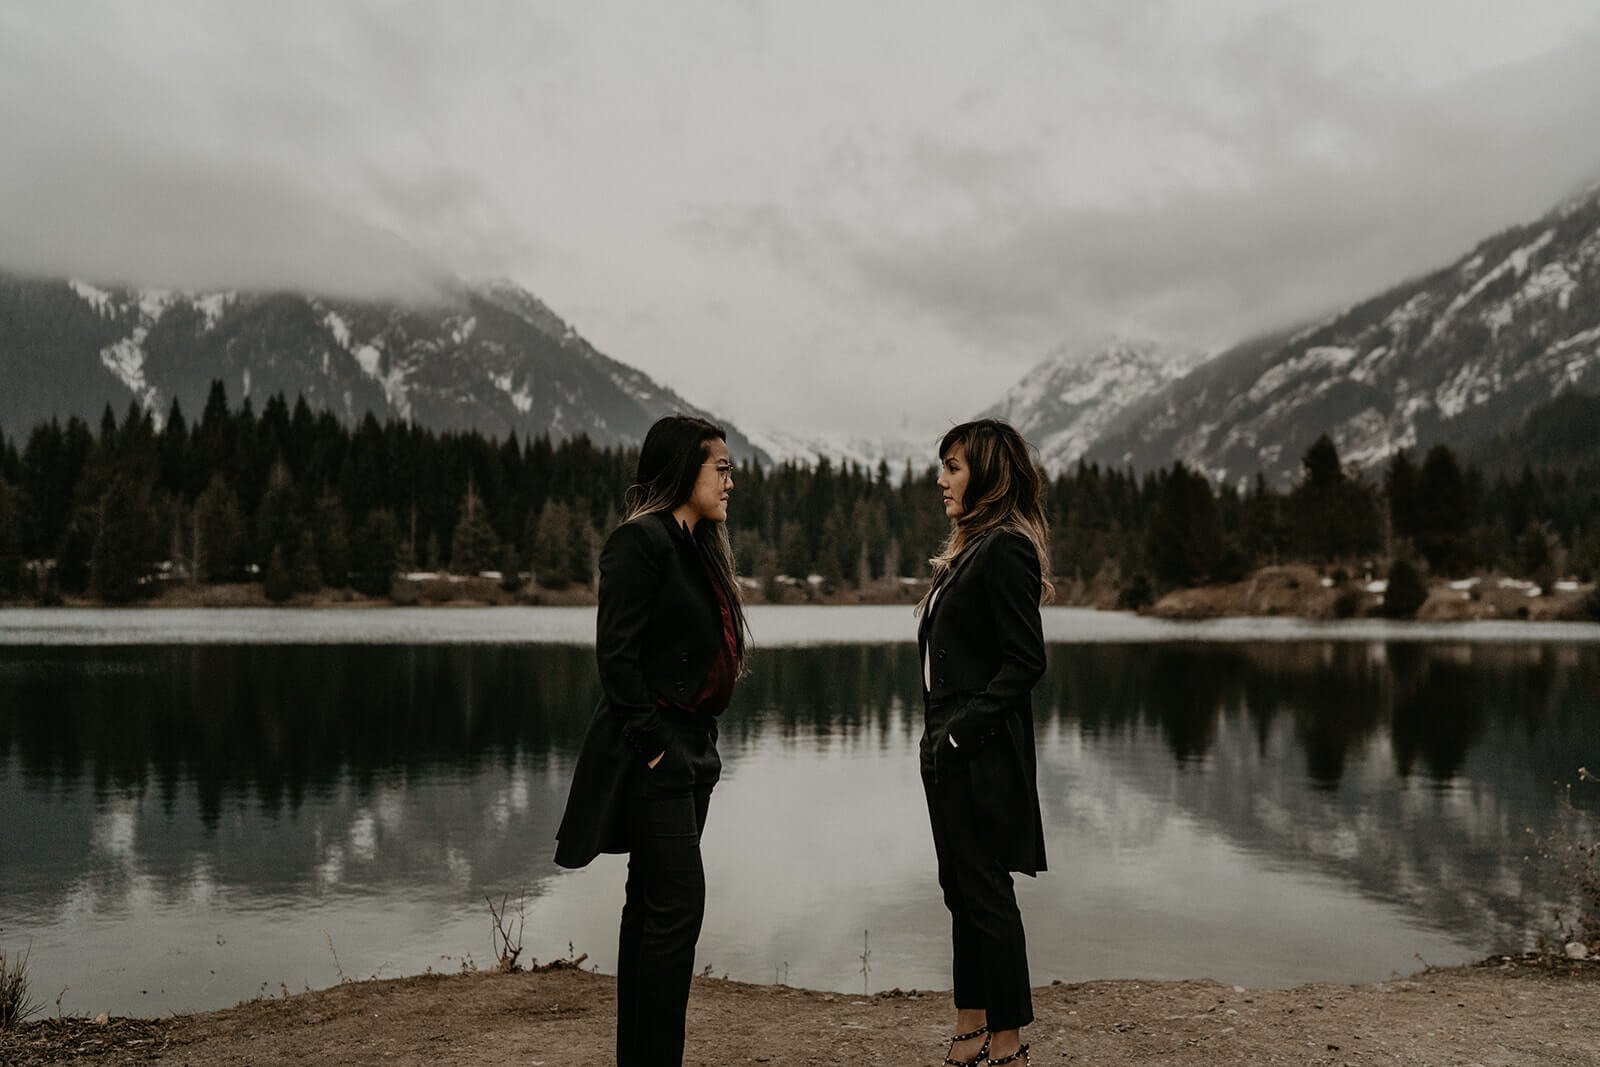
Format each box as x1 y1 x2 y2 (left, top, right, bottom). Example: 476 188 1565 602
917 418 1054 613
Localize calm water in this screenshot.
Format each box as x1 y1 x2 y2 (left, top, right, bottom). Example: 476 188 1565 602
2 607 1598 1018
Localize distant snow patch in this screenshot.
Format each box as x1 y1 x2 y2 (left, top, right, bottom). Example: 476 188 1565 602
354 344 382 378
1435 361 1500 419
192 292 232 331
69 280 114 316
490 370 533 414
1524 262 1577 311
1562 350 1598 387
324 312 353 350
1383 293 1432 333
1548 326 1600 358
1248 346 1356 403
1337 409 1398 468
1430 229 1555 343
349 342 411 420
137 289 174 322
1348 346 1390 384
98 332 160 414
607 369 655 403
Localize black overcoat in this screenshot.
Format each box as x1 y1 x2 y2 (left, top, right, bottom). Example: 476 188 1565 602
554 510 726 869
919 529 1048 875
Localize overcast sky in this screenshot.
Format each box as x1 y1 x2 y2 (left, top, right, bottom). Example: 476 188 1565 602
3 1 1600 442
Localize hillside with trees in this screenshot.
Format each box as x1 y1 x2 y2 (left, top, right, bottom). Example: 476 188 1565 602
0 383 1597 615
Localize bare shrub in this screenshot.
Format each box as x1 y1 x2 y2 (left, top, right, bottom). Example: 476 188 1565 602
1530 769 1600 953
487 894 525 974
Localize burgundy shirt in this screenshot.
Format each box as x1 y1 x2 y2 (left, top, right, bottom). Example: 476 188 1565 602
691 550 739 715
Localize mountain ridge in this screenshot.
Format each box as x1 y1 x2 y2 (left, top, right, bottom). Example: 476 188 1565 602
1071 184 1600 486
0 271 769 462
981 338 1213 472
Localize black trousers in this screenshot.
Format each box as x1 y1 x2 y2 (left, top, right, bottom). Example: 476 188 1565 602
922 711 1034 1032
616 720 719 1067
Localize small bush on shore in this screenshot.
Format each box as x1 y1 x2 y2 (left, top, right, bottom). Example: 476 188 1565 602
1382 559 1428 618
1332 586 1364 618
0 942 41 1030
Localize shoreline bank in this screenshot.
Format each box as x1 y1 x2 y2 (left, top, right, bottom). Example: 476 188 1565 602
3 564 1595 623
2 957 1596 1065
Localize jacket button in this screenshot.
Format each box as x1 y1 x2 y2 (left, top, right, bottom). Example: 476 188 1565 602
938 676 947 687
937 649 947 660
675 681 687 691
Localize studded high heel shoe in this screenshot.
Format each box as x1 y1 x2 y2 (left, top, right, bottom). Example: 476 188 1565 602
943 1025 989 1066
985 1042 1029 1065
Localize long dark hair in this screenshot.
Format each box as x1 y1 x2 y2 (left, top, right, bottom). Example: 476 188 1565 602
625 415 748 663
917 418 1054 612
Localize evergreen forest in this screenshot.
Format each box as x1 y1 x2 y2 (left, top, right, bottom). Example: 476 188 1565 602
0 382 1598 609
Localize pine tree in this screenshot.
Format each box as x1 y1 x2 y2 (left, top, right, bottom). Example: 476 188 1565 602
1385 450 1420 546
1146 463 1221 588
450 482 500 575
91 476 158 603
0 479 22 597
312 492 350 587
264 544 294 602
565 507 595 586
350 509 400 597
194 474 245 582
498 541 524 592
530 500 572 587
255 460 298 566
1516 521 1556 591
1414 445 1473 574
291 530 323 594
1291 436 1380 562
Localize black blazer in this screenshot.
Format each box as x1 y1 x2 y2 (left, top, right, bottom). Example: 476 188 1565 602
919 529 1048 875
554 511 726 869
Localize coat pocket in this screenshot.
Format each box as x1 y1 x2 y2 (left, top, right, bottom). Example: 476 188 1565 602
968 715 1025 834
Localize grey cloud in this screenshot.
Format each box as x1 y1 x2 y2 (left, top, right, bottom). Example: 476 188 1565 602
905 138 1040 208
682 203 834 280
0 140 449 298
835 29 1600 353
0 3 531 298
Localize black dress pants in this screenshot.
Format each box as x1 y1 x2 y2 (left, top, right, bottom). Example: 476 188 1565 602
922 722 1034 1031
616 722 718 1067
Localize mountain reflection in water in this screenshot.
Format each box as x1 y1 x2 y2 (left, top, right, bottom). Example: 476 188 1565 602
1 639 1596 1016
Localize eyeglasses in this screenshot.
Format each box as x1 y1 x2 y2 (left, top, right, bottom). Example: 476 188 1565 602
702 462 735 484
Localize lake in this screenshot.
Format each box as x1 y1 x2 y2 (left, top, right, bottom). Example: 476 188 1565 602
2 606 1597 1017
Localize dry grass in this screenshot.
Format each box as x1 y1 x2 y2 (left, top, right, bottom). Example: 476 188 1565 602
0 942 41 1031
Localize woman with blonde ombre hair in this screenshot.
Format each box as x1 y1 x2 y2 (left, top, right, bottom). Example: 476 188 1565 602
916 418 1052 1067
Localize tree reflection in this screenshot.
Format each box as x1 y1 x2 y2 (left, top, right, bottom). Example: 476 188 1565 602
3 640 1598 814
0 645 601 823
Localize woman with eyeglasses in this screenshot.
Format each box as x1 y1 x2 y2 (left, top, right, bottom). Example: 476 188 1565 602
917 418 1052 1067
555 414 747 1067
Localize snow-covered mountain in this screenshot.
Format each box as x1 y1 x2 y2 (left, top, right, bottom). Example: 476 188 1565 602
1079 183 1600 487
981 339 1212 472
741 424 933 479
0 273 768 461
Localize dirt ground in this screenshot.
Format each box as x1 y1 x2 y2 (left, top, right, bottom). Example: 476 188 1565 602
3 956 1598 1066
